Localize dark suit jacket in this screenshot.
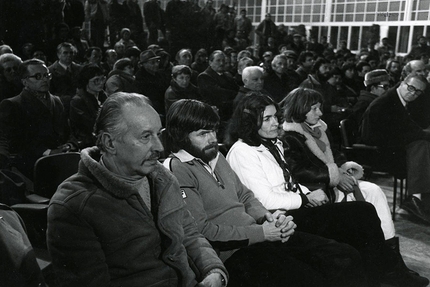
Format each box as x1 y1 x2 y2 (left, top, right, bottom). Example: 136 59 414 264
197 67 239 121
361 87 430 149
48 61 82 98
0 89 67 177
70 89 107 149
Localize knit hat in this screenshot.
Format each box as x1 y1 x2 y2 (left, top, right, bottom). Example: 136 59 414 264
364 69 390 87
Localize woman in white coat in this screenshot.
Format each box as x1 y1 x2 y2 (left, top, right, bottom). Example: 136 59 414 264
225 92 426 287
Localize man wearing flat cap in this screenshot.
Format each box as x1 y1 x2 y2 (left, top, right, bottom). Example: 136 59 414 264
352 69 390 125
135 49 169 115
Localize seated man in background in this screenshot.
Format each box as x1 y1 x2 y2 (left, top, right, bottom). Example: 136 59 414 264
47 93 228 286
0 59 73 179
164 99 367 287
361 74 430 223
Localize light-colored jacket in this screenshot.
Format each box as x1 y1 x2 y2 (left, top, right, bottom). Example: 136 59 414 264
227 139 309 211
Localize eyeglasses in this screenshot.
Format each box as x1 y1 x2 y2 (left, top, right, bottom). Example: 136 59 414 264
376 84 389 90
91 76 106 85
27 73 52 80
405 82 424 96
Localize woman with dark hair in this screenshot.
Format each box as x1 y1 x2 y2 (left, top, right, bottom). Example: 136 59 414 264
164 65 201 113
225 92 428 287
70 63 107 149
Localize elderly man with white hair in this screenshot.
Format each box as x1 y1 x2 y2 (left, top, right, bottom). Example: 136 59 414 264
233 66 271 107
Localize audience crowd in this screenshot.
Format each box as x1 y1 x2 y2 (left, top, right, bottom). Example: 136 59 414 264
1 0 430 286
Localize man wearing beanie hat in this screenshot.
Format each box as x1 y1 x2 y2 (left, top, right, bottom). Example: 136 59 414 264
352 69 390 125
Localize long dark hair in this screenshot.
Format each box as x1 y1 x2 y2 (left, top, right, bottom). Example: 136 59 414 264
225 93 280 147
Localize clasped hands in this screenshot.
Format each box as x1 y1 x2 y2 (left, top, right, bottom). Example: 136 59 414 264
262 210 296 243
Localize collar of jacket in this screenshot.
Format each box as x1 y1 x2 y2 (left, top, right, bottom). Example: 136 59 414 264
80 146 174 199
282 120 334 165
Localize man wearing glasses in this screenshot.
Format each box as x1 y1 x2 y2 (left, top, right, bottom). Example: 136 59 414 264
0 59 74 179
361 73 430 223
352 69 390 125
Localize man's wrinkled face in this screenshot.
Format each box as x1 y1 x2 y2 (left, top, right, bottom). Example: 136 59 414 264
399 78 427 103
178 50 192 66
2 60 20 82
209 53 226 73
111 104 164 178
272 58 287 76
22 64 51 92
187 129 219 163
58 46 73 65
243 71 264 91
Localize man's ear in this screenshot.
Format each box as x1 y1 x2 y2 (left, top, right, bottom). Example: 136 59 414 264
101 132 117 154
21 78 28 87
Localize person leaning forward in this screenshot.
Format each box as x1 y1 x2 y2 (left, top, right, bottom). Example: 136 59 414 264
47 92 228 287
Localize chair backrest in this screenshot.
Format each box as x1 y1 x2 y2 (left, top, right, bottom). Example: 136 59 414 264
33 152 81 199
340 118 359 147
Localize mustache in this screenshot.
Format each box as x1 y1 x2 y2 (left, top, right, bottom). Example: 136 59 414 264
203 143 218 151
147 151 161 160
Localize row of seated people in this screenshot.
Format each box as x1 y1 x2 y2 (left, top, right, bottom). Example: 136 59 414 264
32 92 426 287
2 90 424 286
1 38 430 221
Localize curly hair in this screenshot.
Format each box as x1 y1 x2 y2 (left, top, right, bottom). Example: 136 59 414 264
225 92 280 147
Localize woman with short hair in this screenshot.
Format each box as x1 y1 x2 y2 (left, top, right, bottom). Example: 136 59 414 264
164 65 200 113
70 63 107 148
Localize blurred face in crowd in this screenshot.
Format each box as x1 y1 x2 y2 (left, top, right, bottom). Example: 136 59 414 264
258 105 279 139
327 74 342 86
87 74 106 93
286 57 295 69
22 63 51 92
410 60 427 77
177 50 192 66
187 129 219 164
370 80 390 96
123 64 135 76
389 62 400 76
89 49 102 64
358 65 371 77
398 77 426 103
272 57 287 76
209 53 226 73
58 46 74 66
33 51 47 64
2 60 21 82
243 69 264 91
344 68 355 79
318 63 331 81
174 72 191 88
305 102 323 125
142 58 160 75
106 50 118 65
196 53 208 64
302 56 314 69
